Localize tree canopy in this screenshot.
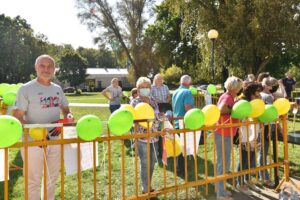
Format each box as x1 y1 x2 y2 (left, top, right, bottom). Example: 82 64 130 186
57 51 88 88
76 0 157 81
0 14 48 83
147 0 300 83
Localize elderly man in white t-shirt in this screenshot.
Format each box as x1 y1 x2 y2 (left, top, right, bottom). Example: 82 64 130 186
13 55 72 200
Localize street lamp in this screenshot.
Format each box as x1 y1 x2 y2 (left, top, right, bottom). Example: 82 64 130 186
207 29 219 81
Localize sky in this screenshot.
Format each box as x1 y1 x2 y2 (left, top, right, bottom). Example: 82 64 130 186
0 0 99 48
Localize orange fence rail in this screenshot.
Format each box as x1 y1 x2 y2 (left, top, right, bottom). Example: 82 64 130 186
1 114 299 199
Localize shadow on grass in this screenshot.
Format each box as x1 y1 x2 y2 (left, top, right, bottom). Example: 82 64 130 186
0 150 23 199
123 136 218 198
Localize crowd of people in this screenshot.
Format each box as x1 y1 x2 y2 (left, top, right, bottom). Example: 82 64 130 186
105 71 296 199
12 53 297 200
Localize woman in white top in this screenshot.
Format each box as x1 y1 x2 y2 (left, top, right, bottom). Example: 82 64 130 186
235 83 262 194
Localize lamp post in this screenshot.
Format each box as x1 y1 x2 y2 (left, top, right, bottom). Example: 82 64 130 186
207 29 219 81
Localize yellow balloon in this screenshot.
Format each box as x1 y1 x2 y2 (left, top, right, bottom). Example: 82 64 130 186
29 128 47 140
249 99 265 118
134 102 155 128
121 104 137 119
274 98 291 115
165 138 182 157
202 104 220 126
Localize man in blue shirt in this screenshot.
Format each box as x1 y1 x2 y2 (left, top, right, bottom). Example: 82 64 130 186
172 75 195 175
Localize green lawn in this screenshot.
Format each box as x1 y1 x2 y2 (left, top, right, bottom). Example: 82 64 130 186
66 92 108 104
1 93 300 199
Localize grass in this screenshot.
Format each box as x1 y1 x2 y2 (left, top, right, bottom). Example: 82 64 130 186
1 93 300 199
66 92 108 104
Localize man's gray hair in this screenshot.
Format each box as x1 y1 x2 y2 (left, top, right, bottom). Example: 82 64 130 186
35 54 55 67
180 75 192 84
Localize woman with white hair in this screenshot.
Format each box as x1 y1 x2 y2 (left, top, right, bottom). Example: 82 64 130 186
130 77 160 195
215 76 243 200
151 73 171 112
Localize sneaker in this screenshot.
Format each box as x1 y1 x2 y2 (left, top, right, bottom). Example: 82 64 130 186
217 196 233 200
224 190 233 197
263 180 275 188
246 183 260 192
236 184 253 195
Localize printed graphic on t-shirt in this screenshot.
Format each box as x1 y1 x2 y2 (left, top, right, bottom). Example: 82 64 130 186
40 96 60 108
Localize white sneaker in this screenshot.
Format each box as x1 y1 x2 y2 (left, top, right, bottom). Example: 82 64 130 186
236 184 253 195
246 183 260 192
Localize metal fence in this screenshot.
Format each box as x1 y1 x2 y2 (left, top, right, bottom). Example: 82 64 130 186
1 114 298 199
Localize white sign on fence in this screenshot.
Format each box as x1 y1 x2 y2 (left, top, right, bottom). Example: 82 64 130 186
179 120 201 158
0 149 9 182
63 127 99 176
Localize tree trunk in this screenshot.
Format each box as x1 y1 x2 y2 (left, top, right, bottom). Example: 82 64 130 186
256 57 271 76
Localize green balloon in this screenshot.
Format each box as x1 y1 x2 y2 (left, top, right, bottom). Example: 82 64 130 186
189 86 198 95
184 108 205 130
108 109 133 135
123 91 129 97
0 83 9 97
258 105 278 123
231 100 252 119
76 115 102 141
10 84 21 92
3 91 17 106
207 84 217 95
0 115 22 148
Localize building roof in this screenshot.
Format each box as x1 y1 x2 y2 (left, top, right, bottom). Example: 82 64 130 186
87 68 128 76
86 68 129 79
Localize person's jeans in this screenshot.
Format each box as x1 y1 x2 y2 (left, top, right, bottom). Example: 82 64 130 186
109 104 120 113
258 138 270 181
215 133 232 197
236 148 256 185
137 140 158 193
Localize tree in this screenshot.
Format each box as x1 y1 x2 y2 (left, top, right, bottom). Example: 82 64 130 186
160 64 183 87
146 2 199 76
57 51 88 89
0 14 48 83
77 47 115 68
75 0 157 81
176 0 300 81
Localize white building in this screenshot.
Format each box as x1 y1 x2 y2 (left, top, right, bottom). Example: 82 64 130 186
84 68 132 90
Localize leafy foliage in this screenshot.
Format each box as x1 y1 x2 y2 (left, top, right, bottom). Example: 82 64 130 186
0 14 48 83
75 0 157 81
57 51 88 88
160 64 183 87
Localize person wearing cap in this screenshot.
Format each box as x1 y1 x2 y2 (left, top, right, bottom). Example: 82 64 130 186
172 75 195 176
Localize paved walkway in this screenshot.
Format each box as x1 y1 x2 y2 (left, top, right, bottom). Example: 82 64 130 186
69 103 109 107
206 177 300 200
